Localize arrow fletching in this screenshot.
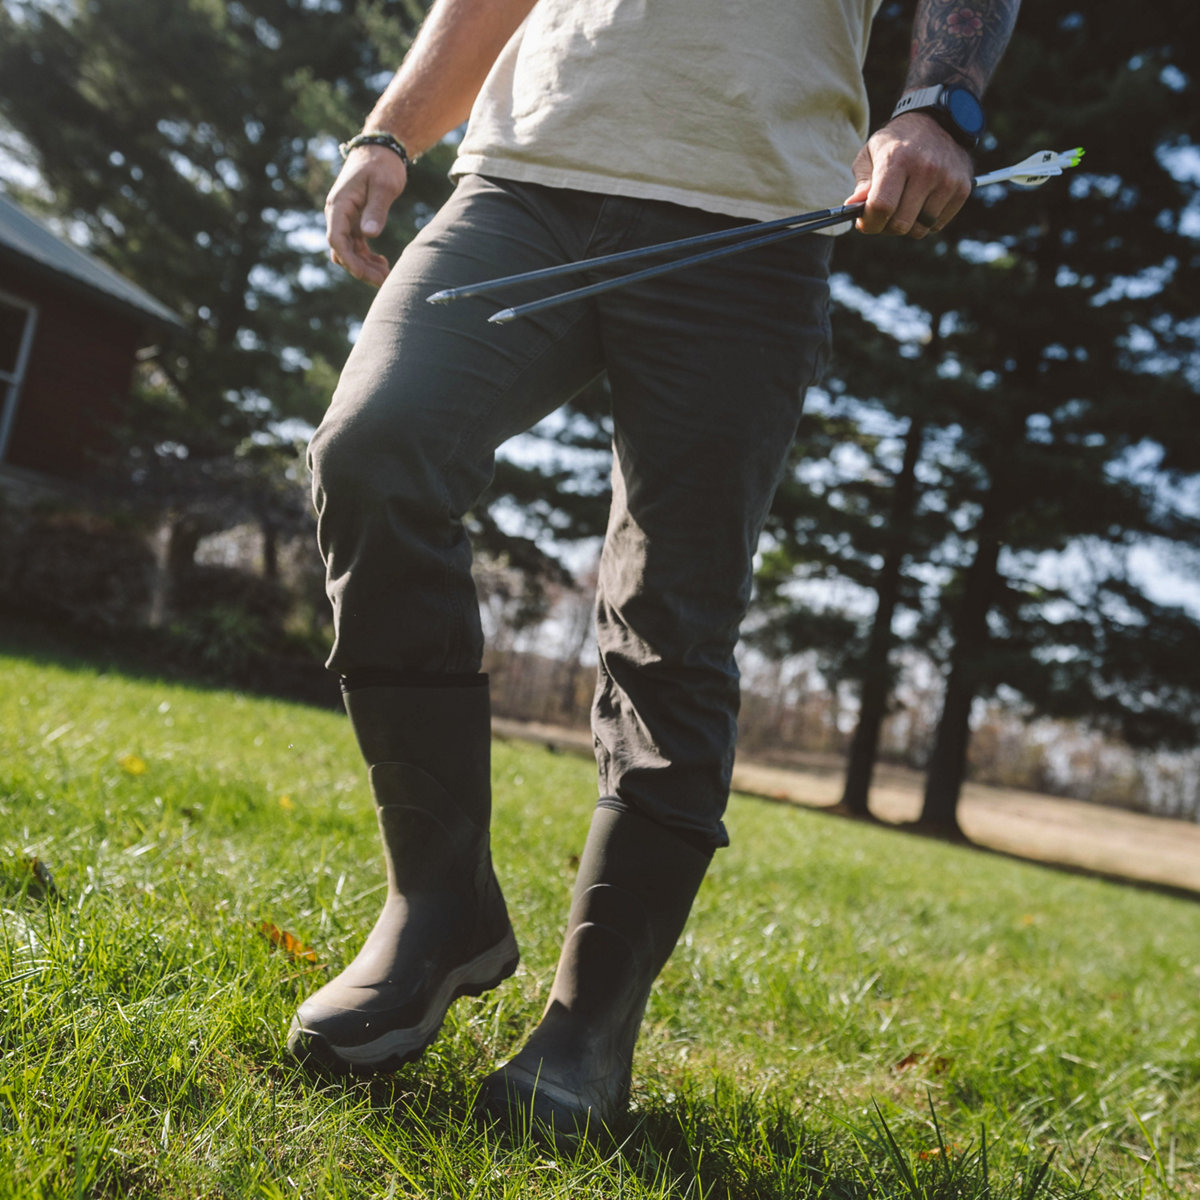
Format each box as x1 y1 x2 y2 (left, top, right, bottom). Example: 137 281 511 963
975 147 1086 190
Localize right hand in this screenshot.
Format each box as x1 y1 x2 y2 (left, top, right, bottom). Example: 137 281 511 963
324 146 409 287
846 113 973 240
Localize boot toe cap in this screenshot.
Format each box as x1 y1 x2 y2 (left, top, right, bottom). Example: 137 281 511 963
287 985 441 1074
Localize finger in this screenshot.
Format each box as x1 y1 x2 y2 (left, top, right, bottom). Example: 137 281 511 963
857 187 898 235
880 154 954 237
872 153 963 235
866 175 926 236
325 198 362 271
858 150 926 235
844 181 870 208
922 178 972 233
847 145 873 205
326 200 391 285
355 249 391 288
886 171 958 238
907 207 941 240
905 177 973 239
359 181 396 239
328 226 390 286
346 242 391 287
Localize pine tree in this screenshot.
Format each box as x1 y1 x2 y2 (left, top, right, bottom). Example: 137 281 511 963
763 0 1200 829
0 0 450 564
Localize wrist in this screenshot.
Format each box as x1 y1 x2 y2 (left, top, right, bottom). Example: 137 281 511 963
890 84 985 151
339 129 414 166
886 110 965 148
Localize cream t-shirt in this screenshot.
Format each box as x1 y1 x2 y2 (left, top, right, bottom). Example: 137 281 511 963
453 0 885 224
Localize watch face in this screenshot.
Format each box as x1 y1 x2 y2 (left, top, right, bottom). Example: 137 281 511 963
946 88 986 137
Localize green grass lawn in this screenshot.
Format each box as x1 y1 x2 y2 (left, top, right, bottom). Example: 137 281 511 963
1 644 1197 1198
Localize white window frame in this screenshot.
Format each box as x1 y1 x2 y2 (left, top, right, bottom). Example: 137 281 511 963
0 287 38 465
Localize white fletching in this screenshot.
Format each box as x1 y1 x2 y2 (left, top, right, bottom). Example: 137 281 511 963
974 148 1086 190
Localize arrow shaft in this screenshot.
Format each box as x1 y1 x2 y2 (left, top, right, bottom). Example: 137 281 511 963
429 202 862 304
489 210 859 323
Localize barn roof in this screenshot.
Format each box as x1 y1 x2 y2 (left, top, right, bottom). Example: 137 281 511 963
0 192 183 331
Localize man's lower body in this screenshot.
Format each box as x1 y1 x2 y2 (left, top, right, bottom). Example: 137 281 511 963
290 174 832 1135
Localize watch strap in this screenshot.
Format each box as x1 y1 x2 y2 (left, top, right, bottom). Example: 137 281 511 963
891 85 946 122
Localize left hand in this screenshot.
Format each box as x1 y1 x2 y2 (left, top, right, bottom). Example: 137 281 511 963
325 144 409 286
846 112 974 238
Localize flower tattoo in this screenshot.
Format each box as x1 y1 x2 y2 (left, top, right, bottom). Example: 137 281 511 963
907 0 1020 93
947 8 984 38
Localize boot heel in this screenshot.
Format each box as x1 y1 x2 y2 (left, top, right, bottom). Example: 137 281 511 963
456 927 520 999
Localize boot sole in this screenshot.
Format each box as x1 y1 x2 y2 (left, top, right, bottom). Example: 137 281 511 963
287 929 519 1075
476 1063 620 1147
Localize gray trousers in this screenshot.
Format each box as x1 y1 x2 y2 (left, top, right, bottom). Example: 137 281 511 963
309 175 833 849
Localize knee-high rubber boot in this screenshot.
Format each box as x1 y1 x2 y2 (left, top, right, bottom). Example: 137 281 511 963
478 803 710 1138
287 683 519 1074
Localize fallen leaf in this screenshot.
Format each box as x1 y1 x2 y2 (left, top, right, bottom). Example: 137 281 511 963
24 857 59 898
258 921 318 964
893 1050 952 1075
920 1145 961 1160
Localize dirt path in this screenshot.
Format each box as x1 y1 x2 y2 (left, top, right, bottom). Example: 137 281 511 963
493 718 1200 899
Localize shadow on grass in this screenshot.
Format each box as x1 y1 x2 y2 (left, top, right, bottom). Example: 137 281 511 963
611 1086 869 1200
284 1055 1102 1199
0 608 342 710
490 713 1200 911
287 1062 1094 1199
294 1063 872 1198
801 800 1200 908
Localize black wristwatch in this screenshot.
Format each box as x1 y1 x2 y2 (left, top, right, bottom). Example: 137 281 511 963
890 84 985 150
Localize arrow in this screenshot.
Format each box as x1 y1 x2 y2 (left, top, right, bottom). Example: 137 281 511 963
427 147 1087 322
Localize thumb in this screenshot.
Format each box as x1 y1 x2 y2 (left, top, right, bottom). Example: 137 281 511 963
359 185 396 238
357 195 391 235
845 144 873 206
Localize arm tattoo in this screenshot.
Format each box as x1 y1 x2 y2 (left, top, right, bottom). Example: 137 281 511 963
906 0 1021 95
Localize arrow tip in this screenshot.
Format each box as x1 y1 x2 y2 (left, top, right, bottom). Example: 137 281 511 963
426 289 453 304
488 308 516 325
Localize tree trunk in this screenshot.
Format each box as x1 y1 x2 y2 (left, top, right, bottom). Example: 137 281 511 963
261 517 279 583
842 418 926 814
163 511 210 619
920 525 1003 832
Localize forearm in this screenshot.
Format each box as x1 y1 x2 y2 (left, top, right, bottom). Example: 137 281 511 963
904 0 1021 96
362 0 540 157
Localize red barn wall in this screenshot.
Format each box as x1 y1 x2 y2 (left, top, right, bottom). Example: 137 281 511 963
3 262 143 481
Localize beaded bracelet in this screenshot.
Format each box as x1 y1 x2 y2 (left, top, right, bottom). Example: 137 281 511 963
338 130 410 167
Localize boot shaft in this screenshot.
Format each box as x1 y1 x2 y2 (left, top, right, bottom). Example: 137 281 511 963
343 681 493 829
549 803 712 1016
